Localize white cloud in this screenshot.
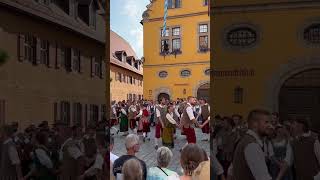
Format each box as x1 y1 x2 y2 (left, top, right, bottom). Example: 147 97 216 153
117 0 147 57
129 28 144 58
120 0 144 19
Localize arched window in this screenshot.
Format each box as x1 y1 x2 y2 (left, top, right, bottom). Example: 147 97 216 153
204 68 210 76
158 71 168 78
180 70 191 77
227 27 257 47
304 24 320 44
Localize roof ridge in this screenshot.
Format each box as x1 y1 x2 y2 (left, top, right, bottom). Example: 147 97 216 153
110 30 138 58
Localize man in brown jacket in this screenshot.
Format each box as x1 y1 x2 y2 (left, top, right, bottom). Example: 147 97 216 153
180 96 199 146
232 109 272 180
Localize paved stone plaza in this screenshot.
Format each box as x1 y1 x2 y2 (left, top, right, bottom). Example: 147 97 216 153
111 125 210 175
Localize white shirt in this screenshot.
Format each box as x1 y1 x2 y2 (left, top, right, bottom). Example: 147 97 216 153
59 138 83 160
244 130 272 180
110 152 119 164
120 108 127 115
129 105 136 113
185 103 195 120
67 144 83 160
156 104 165 118
165 113 176 124
112 106 117 115
174 106 180 118
35 148 53 169
136 110 143 118
3 138 20 165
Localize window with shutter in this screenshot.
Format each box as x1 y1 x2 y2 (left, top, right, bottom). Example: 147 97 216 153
72 49 80 73
94 56 102 77
90 104 99 123
198 23 210 52
25 35 37 63
64 48 72 72
61 101 71 125
91 57 95 77
18 34 25 62
40 40 49 66
73 103 82 126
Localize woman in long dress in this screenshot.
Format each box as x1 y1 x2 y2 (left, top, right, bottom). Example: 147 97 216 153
162 104 177 148
119 103 129 136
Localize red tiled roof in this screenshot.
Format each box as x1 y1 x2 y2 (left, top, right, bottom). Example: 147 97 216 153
110 30 137 59
110 30 143 75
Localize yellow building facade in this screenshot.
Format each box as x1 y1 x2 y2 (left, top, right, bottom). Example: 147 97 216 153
142 0 210 102
212 0 320 131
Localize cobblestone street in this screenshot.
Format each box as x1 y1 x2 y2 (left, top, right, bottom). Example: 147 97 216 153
111 125 210 175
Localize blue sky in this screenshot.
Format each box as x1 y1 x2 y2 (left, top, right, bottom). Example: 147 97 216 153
110 0 150 58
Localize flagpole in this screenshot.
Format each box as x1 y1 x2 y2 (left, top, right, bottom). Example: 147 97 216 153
162 0 168 37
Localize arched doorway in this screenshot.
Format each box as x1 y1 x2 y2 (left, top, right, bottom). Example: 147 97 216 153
158 93 170 102
197 83 210 102
279 69 320 132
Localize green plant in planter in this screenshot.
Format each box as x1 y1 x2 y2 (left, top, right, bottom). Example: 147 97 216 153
0 49 9 66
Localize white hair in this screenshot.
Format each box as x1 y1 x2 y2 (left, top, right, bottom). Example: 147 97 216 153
157 147 173 167
125 134 139 149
